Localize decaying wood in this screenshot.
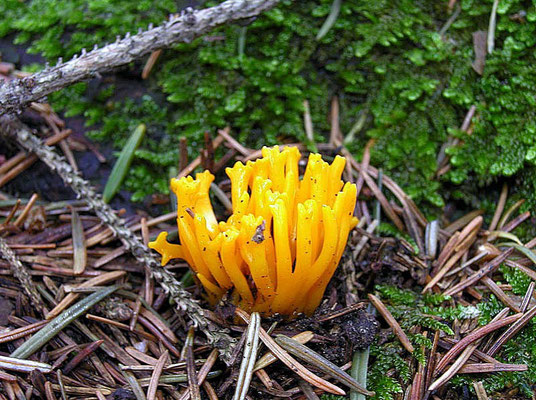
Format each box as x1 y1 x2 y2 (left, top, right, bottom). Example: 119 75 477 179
0 0 279 116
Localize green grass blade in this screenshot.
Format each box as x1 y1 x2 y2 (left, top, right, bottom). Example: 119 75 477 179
502 242 536 264
103 124 146 203
350 347 370 400
11 286 119 359
275 335 373 396
120 368 147 400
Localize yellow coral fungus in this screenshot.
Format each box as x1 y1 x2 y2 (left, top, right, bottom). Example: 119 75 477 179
149 146 358 316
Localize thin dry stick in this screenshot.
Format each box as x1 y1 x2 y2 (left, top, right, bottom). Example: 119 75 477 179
0 116 236 363
355 139 375 198
342 149 425 227
203 132 215 172
179 137 189 173
329 96 342 146
0 130 72 186
58 137 79 173
178 135 224 178
0 152 26 176
2 199 20 225
368 294 414 353
361 171 404 231
303 100 314 144
141 218 150 246
0 0 279 115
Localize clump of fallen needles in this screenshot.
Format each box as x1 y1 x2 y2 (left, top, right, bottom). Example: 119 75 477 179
1 93 536 399
1 10 536 398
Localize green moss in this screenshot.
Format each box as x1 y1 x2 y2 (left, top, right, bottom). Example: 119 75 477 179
371 283 536 398
500 264 531 295
375 284 417 307
450 298 536 398
3 0 536 210
4 1 536 395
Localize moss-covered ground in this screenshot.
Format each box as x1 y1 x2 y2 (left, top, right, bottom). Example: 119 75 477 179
2 0 536 398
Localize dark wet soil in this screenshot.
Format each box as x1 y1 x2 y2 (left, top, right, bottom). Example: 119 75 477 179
0 36 155 214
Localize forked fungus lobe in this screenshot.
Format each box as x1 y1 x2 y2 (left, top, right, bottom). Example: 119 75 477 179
149 146 358 316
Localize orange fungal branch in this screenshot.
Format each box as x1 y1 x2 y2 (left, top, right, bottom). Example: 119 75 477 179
149 146 358 316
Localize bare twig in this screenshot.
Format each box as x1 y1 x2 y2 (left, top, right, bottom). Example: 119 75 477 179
217 128 252 157
0 116 236 363
473 381 489 400
0 0 279 115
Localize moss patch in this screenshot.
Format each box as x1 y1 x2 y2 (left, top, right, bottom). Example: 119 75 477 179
2 0 536 211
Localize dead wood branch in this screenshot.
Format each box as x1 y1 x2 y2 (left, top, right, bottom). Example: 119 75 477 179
0 0 278 115
0 115 236 363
